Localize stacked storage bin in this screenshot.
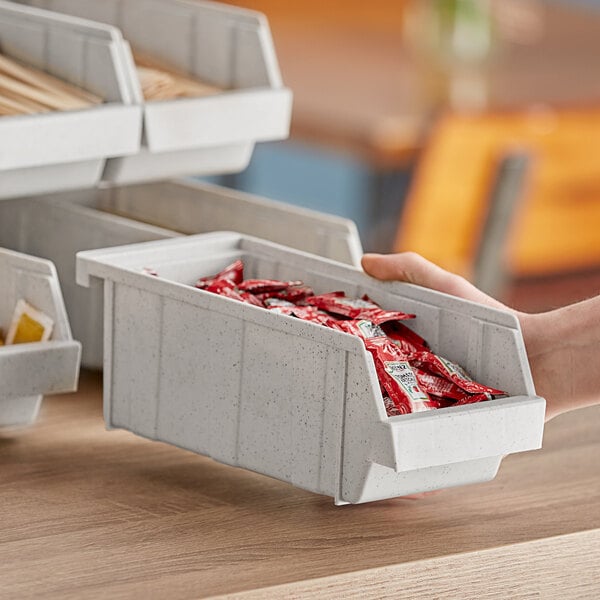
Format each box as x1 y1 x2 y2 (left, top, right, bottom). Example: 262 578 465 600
2 0 546 503
0 0 141 198
77 233 545 504
0 0 137 425
0 249 80 427
18 0 293 183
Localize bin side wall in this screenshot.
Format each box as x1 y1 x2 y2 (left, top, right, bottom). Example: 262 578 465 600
103 180 362 267
106 282 346 498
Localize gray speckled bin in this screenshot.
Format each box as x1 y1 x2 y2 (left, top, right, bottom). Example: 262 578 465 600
0 180 362 369
19 0 292 184
77 233 546 504
0 248 80 428
0 1 141 199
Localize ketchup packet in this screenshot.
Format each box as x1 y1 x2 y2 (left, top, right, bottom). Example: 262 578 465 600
365 337 437 413
205 278 264 308
332 319 386 339
454 393 491 406
238 279 303 294
412 367 467 401
428 395 457 409
195 259 244 289
267 304 339 328
263 298 295 308
305 292 414 325
383 395 410 417
256 285 314 304
410 350 505 398
382 321 429 353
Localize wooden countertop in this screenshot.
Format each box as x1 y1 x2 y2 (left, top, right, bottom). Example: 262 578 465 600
1 372 599 598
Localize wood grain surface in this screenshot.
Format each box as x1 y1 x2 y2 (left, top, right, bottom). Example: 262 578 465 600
1 371 599 598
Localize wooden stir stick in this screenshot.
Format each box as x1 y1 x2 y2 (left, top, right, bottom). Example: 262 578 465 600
0 52 102 117
133 51 223 101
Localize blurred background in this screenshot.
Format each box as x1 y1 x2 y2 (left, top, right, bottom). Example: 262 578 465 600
211 0 600 313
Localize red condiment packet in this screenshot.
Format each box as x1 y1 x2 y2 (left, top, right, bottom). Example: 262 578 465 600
238 279 303 294
305 292 415 325
205 278 264 308
383 395 410 417
454 393 491 406
412 367 467 401
332 319 386 340
195 259 244 289
256 285 314 303
364 336 437 413
410 350 506 398
264 298 295 308
427 395 457 409
267 304 339 327
382 321 429 352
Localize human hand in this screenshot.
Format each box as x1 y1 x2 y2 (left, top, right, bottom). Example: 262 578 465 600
362 252 600 422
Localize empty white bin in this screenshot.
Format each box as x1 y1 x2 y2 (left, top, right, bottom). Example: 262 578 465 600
0 248 80 427
0 180 363 368
0 1 141 198
77 233 546 504
20 0 292 184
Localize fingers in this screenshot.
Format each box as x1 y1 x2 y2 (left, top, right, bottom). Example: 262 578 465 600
362 252 507 311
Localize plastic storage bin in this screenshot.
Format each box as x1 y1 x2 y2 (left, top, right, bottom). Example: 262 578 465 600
0 1 141 198
0 180 362 368
19 0 292 184
0 248 80 427
77 233 546 504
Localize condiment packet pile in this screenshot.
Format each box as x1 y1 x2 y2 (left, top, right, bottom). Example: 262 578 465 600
144 260 507 416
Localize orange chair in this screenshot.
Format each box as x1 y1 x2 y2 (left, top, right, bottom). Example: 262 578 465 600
394 108 600 308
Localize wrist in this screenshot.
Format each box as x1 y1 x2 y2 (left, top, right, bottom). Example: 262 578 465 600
517 309 565 420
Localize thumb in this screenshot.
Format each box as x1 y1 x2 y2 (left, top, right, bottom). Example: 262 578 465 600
361 252 507 311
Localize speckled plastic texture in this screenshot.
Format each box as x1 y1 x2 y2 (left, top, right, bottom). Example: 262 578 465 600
0 248 80 427
77 232 546 504
0 1 141 199
19 0 293 184
0 180 362 368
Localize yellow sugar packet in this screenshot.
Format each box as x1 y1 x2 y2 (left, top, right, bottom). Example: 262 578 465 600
5 300 53 344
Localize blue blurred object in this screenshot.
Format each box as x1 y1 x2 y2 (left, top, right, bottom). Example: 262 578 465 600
200 140 411 252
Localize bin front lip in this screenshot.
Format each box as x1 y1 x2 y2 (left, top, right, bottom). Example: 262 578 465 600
0 339 82 400
142 87 292 153
0 104 142 171
384 394 546 473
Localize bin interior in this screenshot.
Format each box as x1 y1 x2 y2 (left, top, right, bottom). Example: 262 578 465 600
21 0 280 93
